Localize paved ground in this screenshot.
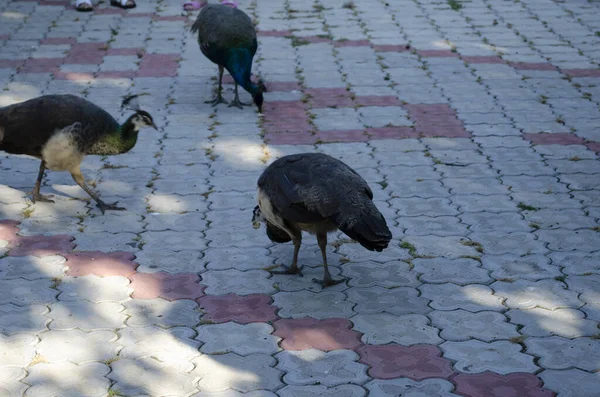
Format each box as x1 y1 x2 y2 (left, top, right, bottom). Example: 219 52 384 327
0 0 599 396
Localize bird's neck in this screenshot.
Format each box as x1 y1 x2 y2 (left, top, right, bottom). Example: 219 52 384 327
112 115 140 153
226 48 260 95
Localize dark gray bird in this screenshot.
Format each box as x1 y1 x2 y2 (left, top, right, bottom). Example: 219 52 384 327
252 153 393 287
190 3 265 112
0 94 157 213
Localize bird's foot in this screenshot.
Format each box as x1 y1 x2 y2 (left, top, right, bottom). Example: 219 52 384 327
96 200 126 215
228 96 252 109
204 94 227 106
271 265 303 277
29 192 54 203
312 277 349 288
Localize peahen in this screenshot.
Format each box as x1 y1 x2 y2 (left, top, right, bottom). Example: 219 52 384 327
252 153 393 287
190 3 265 112
0 94 157 213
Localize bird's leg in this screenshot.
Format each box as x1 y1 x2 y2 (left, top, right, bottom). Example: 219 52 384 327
70 166 125 214
271 231 304 277
29 160 54 203
228 82 252 109
205 65 227 106
313 232 348 287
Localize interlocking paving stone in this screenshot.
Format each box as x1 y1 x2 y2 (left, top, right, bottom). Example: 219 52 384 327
365 378 459 397
420 284 504 312
352 313 442 345
118 326 201 365
492 279 583 310
413 258 491 285
539 369 600 397
346 286 432 316
273 290 355 319
277 385 366 397
0 333 37 367
429 310 520 342
453 372 555 397
123 298 201 328
525 337 600 371
507 307 600 338
197 322 280 356
273 318 362 351
24 361 110 397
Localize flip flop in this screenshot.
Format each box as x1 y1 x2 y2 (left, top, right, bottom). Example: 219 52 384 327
221 0 238 7
110 0 136 9
75 0 93 12
183 1 207 11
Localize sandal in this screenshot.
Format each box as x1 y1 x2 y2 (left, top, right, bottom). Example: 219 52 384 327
110 0 136 9
221 0 238 7
183 1 207 11
75 0 93 12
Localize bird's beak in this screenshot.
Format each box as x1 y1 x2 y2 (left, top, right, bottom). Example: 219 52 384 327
252 221 261 229
151 121 158 131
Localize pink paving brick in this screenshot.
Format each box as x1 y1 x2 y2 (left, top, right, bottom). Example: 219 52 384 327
299 35 333 44
586 141 600 153
40 0 69 5
40 37 76 45
563 69 600 78
264 132 318 145
129 271 205 301
355 95 402 107
417 49 459 57
90 7 125 15
403 103 455 115
0 35 10 41
366 126 420 139
316 129 369 143
305 87 354 108
257 30 293 37
0 60 24 69
123 12 155 18
264 81 302 92
64 251 138 277
452 372 555 397
523 132 585 145
19 58 63 73
0 220 20 244
461 56 505 64
510 62 557 71
65 42 107 65
106 48 143 56
274 318 363 351
412 115 464 127
358 344 455 381
9 235 75 257
153 15 188 22
137 53 180 77
417 125 470 138
371 44 411 52
334 39 371 47
197 293 278 324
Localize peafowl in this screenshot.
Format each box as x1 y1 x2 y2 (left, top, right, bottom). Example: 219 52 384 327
252 153 393 287
190 3 265 112
0 94 157 213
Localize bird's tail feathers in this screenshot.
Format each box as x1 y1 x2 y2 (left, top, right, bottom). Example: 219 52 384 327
333 201 392 252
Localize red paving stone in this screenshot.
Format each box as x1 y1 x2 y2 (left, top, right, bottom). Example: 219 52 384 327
154 15 187 22
0 60 24 69
197 293 278 324
137 53 180 77
334 39 371 47
358 344 455 381
91 8 125 15
300 35 333 44
264 132 318 145
129 271 205 301
20 58 64 73
123 12 155 18
510 62 557 71
257 30 292 37
106 48 143 56
452 372 556 397
371 44 411 52
274 318 363 351
462 56 505 64
8 235 75 257
417 49 459 57
418 125 470 138
305 87 354 108
366 126 420 139
0 220 20 244
0 34 10 41
65 43 107 65
265 81 302 92
563 69 600 78
355 95 402 107
586 141 600 153
64 251 138 277
316 129 369 143
523 132 585 145
40 37 76 45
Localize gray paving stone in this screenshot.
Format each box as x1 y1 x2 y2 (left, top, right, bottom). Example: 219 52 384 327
273 290 354 319
443 177 510 195
194 353 283 392
482 254 561 281
352 313 442 345
197 322 280 356
278 385 366 397
134 249 204 273
402 236 482 258
420 283 504 312
48 301 127 331
537 229 600 252
0 333 37 367
526 336 600 371
141 231 208 252
441 340 538 374
118 326 201 365
461 211 529 233
540 369 600 397
402 215 469 236
346 286 431 316
24 361 110 397
36 329 118 364
430 310 519 342
342 261 418 288
393 197 457 217
0 255 66 280
336 241 412 263
550 251 600 276
468 232 548 256
507 307 599 338
493 279 582 310
0 367 28 397
276 349 369 387
202 269 276 296
58 275 130 303
0 279 56 306
365 379 459 397
413 258 492 285
123 298 201 328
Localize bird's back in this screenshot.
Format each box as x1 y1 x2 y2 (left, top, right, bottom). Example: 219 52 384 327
0 94 119 157
191 4 257 62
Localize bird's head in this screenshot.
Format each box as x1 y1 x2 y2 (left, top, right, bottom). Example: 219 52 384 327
252 205 265 229
130 110 158 131
252 78 268 114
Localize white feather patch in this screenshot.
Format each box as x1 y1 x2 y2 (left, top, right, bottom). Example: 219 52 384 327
41 129 84 172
